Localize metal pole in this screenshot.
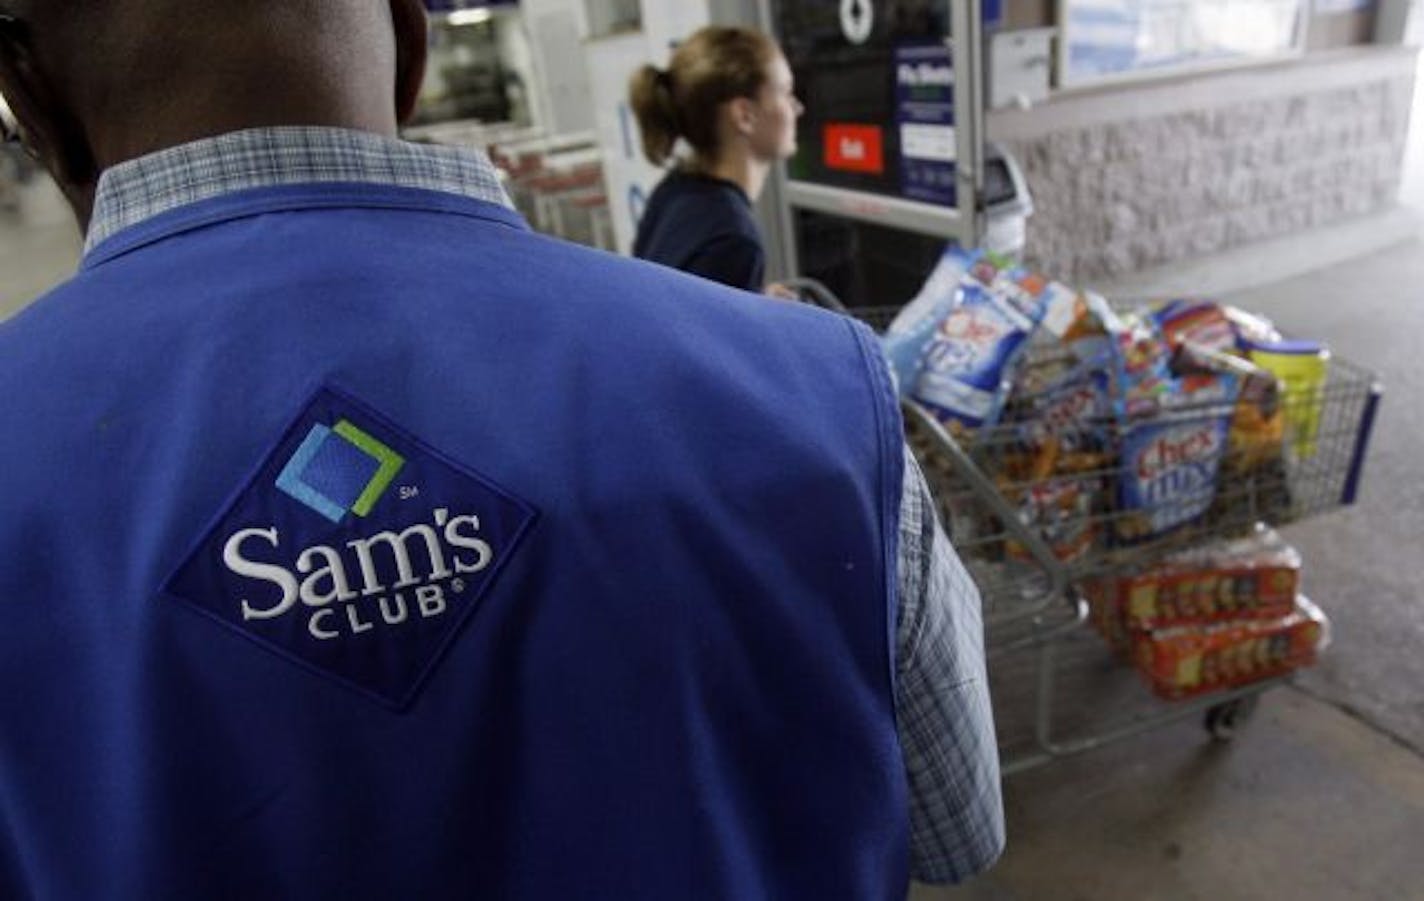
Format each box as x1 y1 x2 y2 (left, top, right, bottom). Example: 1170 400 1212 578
950 0 985 249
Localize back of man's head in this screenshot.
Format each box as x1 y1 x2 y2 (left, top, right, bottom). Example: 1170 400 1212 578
0 0 427 225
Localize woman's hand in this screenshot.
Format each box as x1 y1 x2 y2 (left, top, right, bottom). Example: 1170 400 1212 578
763 282 799 301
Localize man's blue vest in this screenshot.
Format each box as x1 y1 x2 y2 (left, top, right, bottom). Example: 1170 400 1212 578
0 184 907 899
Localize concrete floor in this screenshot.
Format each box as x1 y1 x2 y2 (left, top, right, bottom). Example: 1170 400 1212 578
916 688 1424 900
3 155 1423 901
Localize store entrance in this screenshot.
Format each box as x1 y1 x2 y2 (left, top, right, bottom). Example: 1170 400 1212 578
793 210 947 310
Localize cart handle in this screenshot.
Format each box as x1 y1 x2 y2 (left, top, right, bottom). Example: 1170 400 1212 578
987 594 1090 660
902 401 1076 625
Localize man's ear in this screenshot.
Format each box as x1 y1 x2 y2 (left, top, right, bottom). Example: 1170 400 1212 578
0 28 98 228
389 0 429 124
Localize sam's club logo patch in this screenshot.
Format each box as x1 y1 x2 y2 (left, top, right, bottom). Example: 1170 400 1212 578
165 387 538 708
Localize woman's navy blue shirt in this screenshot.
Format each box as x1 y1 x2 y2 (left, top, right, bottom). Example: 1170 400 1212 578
632 169 764 293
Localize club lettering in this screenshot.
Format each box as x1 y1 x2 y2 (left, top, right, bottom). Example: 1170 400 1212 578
223 508 492 640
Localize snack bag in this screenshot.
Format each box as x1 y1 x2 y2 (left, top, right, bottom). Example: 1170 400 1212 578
880 247 977 392
1006 284 1084 399
993 433 1112 563
1115 373 1238 542
1037 283 1115 345
997 290 1118 560
965 250 1048 302
1008 286 1117 408
1108 311 1174 418
910 260 1046 430
1105 526 1301 630
1173 341 1286 473
1151 299 1237 354
1133 595 1329 700
1015 367 1114 452
1013 480 1097 562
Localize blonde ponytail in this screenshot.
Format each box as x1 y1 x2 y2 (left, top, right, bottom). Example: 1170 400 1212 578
628 64 680 167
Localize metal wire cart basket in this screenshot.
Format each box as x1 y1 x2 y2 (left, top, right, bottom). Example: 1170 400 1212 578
790 279 1383 774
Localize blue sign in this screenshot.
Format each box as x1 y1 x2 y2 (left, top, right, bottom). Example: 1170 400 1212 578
894 43 957 207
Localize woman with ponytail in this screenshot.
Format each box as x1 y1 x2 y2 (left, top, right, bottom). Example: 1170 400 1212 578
627 26 802 295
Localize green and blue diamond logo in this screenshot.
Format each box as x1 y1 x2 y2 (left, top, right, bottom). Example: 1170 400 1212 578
275 419 405 523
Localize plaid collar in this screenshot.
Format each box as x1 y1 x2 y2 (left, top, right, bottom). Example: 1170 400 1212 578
85 126 514 254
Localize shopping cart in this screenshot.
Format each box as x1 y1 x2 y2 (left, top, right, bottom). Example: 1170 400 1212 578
786 277 1384 774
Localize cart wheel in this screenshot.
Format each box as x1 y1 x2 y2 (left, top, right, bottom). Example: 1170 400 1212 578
1204 696 1259 742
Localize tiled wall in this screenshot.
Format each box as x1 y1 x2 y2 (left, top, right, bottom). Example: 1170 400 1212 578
990 48 1418 283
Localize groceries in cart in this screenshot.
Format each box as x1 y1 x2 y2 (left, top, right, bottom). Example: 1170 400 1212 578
853 250 1377 757
1133 596 1328 701
882 247 1333 556
1084 526 1329 699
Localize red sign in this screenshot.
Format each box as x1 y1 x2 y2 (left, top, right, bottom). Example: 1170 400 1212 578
823 123 884 174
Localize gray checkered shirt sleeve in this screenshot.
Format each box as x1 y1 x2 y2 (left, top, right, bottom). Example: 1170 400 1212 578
896 446 1006 883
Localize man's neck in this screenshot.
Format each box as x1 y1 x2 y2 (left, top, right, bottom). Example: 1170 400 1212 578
96 105 399 174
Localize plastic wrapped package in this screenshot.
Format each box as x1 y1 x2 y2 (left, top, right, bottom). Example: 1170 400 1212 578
880 247 976 391
1083 525 1301 631
909 256 1048 431
1133 595 1329 701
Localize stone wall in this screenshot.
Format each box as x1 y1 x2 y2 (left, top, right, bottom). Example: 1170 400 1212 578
989 48 1418 285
